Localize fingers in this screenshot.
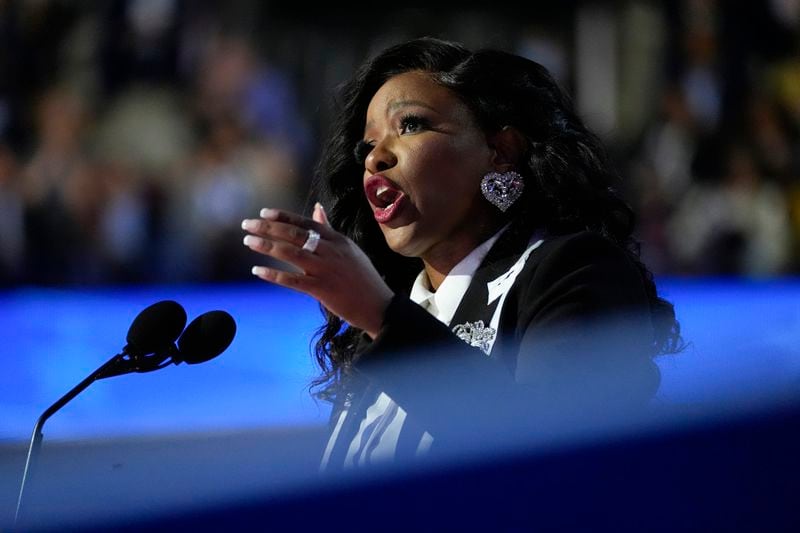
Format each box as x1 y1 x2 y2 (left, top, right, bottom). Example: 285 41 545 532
242 234 324 274
258 207 336 239
242 204 335 276
313 202 330 226
241 205 336 248
243 204 393 334
241 217 310 248
251 265 320 291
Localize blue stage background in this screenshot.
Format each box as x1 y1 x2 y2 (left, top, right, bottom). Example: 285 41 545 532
2 278 799 443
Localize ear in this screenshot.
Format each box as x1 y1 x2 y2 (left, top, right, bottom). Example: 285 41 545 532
487 126 528 172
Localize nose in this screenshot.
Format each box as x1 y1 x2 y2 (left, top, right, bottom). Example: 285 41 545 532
364 138 397 174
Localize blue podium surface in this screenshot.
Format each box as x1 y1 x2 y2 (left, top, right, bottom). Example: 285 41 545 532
2 278 799 442
0 283 330 442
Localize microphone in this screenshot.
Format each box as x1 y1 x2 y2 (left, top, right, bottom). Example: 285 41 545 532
127 299 188 356
109 307 237 372
99 300 188 377
14 301 236 526
173 310 237 365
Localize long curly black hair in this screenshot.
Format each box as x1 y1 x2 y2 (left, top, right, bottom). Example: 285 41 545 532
309 37 682 400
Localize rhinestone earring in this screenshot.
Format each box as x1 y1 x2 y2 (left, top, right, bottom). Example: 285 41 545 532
480 170 524 212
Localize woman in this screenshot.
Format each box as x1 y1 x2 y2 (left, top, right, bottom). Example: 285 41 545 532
241 38 681 470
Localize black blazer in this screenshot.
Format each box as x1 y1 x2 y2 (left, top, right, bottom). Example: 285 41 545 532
323 227 660 469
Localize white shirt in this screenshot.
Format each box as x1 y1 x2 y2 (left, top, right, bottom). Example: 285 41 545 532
409 227 507 325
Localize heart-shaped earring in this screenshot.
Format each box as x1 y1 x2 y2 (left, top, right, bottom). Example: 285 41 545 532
480 171 525 212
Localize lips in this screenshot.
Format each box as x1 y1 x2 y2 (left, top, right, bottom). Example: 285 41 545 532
364 174 408 224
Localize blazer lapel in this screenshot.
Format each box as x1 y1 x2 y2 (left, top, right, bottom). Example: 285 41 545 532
449 225 536 353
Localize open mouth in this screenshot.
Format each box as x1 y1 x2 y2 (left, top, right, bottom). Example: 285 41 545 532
373 184 402 208
364 174 408 223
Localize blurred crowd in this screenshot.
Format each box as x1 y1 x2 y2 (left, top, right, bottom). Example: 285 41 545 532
0 0 799 286
625 0 800 276
0 0 313 285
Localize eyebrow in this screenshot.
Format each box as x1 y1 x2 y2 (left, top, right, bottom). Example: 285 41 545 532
388 99 437 113
364 99 438 133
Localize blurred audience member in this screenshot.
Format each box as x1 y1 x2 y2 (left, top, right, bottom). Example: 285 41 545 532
193 33 312 161
21 87 93 284
667 144 790 275
92 85 193 180
97 160 153 282
99 0 185 96
630 85 699 273
747 94 795 184
680 0 722 133
0 144 24 285
165 114 302 281
790 184 800 271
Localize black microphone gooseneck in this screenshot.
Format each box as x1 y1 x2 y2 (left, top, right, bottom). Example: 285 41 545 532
14 300 187 526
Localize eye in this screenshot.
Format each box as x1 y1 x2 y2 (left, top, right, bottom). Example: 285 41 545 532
354 140 373 165
399 114 429 135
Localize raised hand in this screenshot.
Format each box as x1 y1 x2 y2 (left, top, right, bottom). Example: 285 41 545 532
242 204 394 338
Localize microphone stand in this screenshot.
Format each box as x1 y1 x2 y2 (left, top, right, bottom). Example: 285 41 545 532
13 349 172 526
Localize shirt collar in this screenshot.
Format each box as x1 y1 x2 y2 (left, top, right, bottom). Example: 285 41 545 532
409 225 508 326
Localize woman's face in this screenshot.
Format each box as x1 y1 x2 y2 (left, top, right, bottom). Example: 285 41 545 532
361 70 496 263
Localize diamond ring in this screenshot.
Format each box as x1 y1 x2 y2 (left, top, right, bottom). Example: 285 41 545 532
301 229 321 253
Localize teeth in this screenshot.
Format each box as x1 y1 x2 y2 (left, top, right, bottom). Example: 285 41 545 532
372 182 401 212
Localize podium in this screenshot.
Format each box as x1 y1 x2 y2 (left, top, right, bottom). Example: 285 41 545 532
3 396 799 531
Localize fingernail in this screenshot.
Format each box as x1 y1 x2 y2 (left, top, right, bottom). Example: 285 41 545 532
251 266 267 276
260 208 277 219
241 219 254 230
243 235 258 247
